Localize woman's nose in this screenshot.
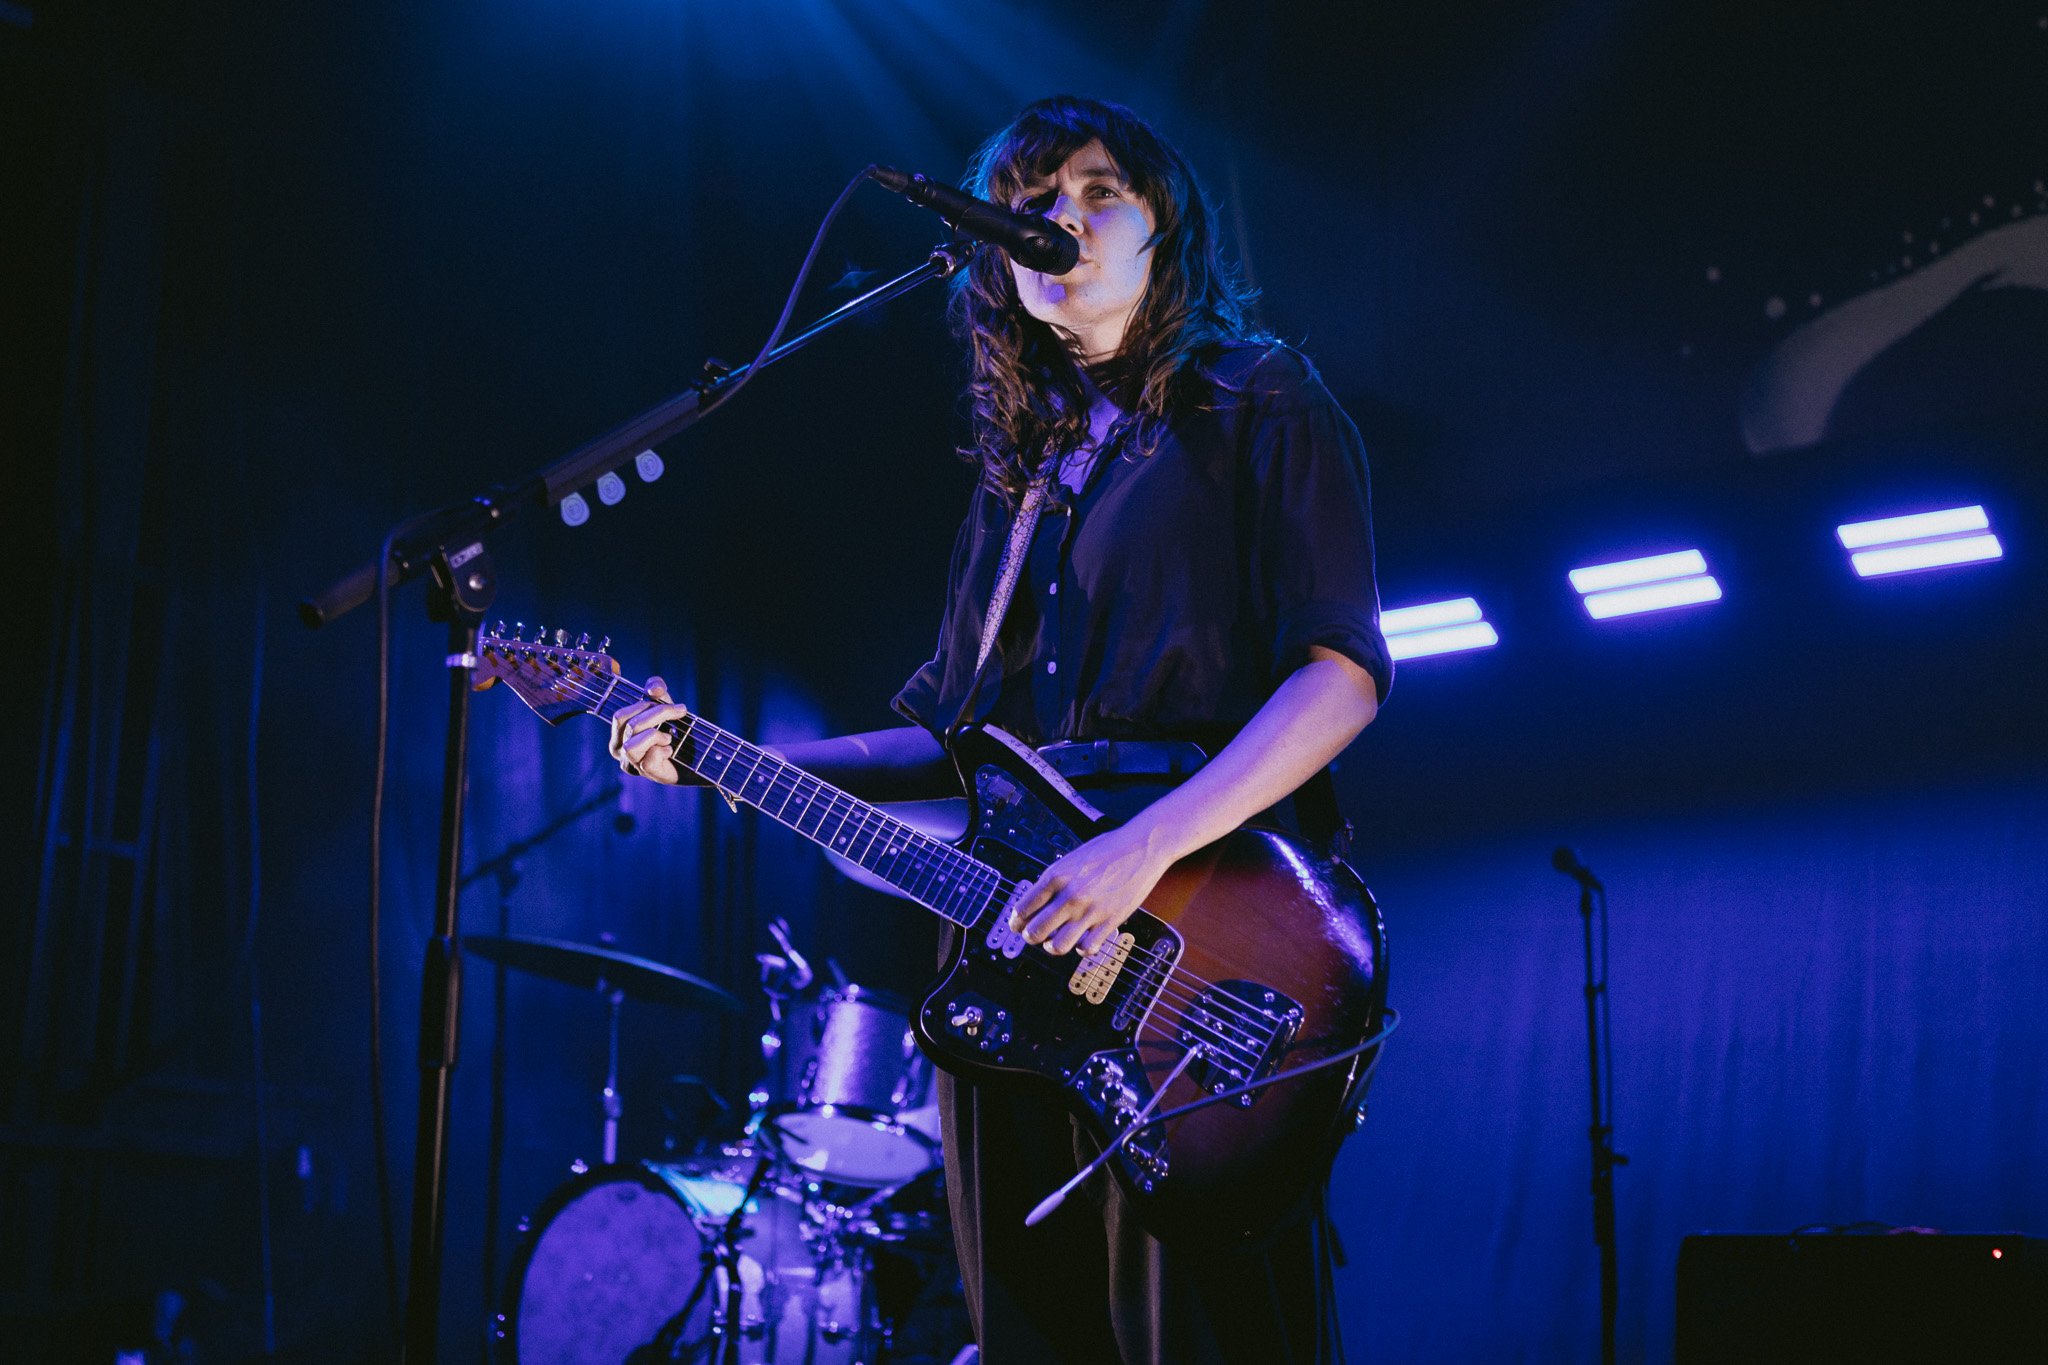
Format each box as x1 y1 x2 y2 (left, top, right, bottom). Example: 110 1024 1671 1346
1046 192 1085 235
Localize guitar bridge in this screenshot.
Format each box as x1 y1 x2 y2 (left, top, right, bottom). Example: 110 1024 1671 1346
1178 983 1303 1106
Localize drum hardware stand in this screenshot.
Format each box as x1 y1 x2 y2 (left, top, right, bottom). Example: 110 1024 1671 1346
755 916 814 1027
708 1150 784 1365
299 238 974 1364
600 982 626 1164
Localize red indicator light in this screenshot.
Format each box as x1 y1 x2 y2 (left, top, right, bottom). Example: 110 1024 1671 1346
1991 1248 2003 1259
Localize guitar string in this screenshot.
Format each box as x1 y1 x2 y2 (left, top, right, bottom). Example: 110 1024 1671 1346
514 658 1283 1067
504 653 1289 1063
510 656 1288 1064
636 682 1287 1059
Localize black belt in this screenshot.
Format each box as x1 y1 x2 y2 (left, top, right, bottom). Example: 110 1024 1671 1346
1034 739 1209 783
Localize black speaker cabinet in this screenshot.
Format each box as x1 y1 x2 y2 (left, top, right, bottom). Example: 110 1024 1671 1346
1676 1233 2045 1363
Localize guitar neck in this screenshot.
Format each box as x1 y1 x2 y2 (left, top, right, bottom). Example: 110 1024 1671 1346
588 678 1002 928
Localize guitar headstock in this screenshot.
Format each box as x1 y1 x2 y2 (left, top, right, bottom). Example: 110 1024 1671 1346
475 622 621 725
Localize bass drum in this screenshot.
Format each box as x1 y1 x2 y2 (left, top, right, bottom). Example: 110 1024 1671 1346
496 1154 868 1364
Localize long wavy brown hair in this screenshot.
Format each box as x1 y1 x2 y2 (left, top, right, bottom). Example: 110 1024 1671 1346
951 96 1268 502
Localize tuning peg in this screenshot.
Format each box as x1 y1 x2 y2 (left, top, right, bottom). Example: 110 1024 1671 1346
532 625 545 644
576 632 590 649
490 619 506 639
513 621 526 641
554 628 568 646
598 636 611 652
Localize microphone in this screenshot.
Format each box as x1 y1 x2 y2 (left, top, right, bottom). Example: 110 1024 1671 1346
868 165 1080 276
1551 846 1603 890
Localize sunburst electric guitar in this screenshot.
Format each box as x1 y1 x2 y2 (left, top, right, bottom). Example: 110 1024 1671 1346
475 627 1386 1245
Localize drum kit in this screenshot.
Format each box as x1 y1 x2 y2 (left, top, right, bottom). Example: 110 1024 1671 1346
471 924 970 1365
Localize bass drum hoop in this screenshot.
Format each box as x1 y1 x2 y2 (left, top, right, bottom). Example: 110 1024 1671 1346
492 1160 710 1365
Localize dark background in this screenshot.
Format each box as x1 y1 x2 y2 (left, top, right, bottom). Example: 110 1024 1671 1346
6 1 2045 1360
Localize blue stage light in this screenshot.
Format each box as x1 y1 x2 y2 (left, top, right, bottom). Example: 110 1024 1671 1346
1568 549 1708 594
1383 597 1482 633
1850 533 2004 578
1836 505 2004 578
1570 549 1722 620
1581 575 1723 619
1382 597 1499 659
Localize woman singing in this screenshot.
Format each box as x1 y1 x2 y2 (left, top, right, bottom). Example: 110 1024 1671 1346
613 94 1392 1364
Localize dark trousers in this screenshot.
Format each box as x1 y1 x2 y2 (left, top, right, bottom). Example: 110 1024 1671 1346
934 781 1330 1365
937 1071 1326 1365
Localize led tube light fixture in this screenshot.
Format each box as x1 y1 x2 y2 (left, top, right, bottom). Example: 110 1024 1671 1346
1570 549 1722 620
1382 596 1499 660
1836 505 2002 578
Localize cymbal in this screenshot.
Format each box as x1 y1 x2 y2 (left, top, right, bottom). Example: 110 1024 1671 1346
465 934 741 1014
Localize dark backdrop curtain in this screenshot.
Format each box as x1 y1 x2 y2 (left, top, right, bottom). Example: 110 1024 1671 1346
1333 781 2048 1361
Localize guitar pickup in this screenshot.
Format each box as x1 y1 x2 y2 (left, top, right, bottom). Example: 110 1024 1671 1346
1067 931 1135 1005
984 903 1029 960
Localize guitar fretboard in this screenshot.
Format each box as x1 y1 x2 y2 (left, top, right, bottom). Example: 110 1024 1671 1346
590 678 1006 928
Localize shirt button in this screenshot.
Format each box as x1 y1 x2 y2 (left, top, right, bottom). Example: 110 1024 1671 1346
1047 582 1059 596
1046 660 1058 675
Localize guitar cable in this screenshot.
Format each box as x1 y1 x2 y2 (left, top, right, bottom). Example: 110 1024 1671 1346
1021 1006 1400 1227
1140 1005 1400 1132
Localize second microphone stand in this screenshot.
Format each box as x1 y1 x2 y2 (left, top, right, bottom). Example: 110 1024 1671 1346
1574 868 1627 1365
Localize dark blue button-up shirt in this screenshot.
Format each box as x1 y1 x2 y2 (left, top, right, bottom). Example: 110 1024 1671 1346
894 342 1392 754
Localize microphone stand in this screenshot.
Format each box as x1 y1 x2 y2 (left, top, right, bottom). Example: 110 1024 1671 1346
301 239 973 1365
1573 870 1626 1365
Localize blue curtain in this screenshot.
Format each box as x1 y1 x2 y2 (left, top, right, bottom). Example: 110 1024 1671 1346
1331 779 2048 1361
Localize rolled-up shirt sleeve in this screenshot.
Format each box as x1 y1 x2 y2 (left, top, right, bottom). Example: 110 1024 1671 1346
1244 349 1395 703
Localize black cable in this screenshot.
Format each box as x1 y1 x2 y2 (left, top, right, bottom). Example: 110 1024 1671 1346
687 165 880 426
369 522 403 1345
1134 1007 1400 1134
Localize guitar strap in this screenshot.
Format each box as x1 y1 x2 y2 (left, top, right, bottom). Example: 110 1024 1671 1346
951 470 1355 862
942 474 1049 748
975 476 1049 676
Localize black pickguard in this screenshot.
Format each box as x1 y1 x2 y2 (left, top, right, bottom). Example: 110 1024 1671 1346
915 738 1189 1192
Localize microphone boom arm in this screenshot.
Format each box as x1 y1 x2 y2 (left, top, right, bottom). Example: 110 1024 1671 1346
300 238 974 630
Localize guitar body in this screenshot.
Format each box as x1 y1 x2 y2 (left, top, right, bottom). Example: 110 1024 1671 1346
915 725 1387 1246
472 630 1387 1248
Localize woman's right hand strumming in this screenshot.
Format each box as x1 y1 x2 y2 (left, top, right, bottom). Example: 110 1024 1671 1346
609 677 700 785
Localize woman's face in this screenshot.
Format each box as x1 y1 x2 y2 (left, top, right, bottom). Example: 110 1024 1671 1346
1006 140 1157 359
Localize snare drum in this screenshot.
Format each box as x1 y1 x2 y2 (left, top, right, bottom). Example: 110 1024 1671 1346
757 984 937 1186
497 1152 867 1365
